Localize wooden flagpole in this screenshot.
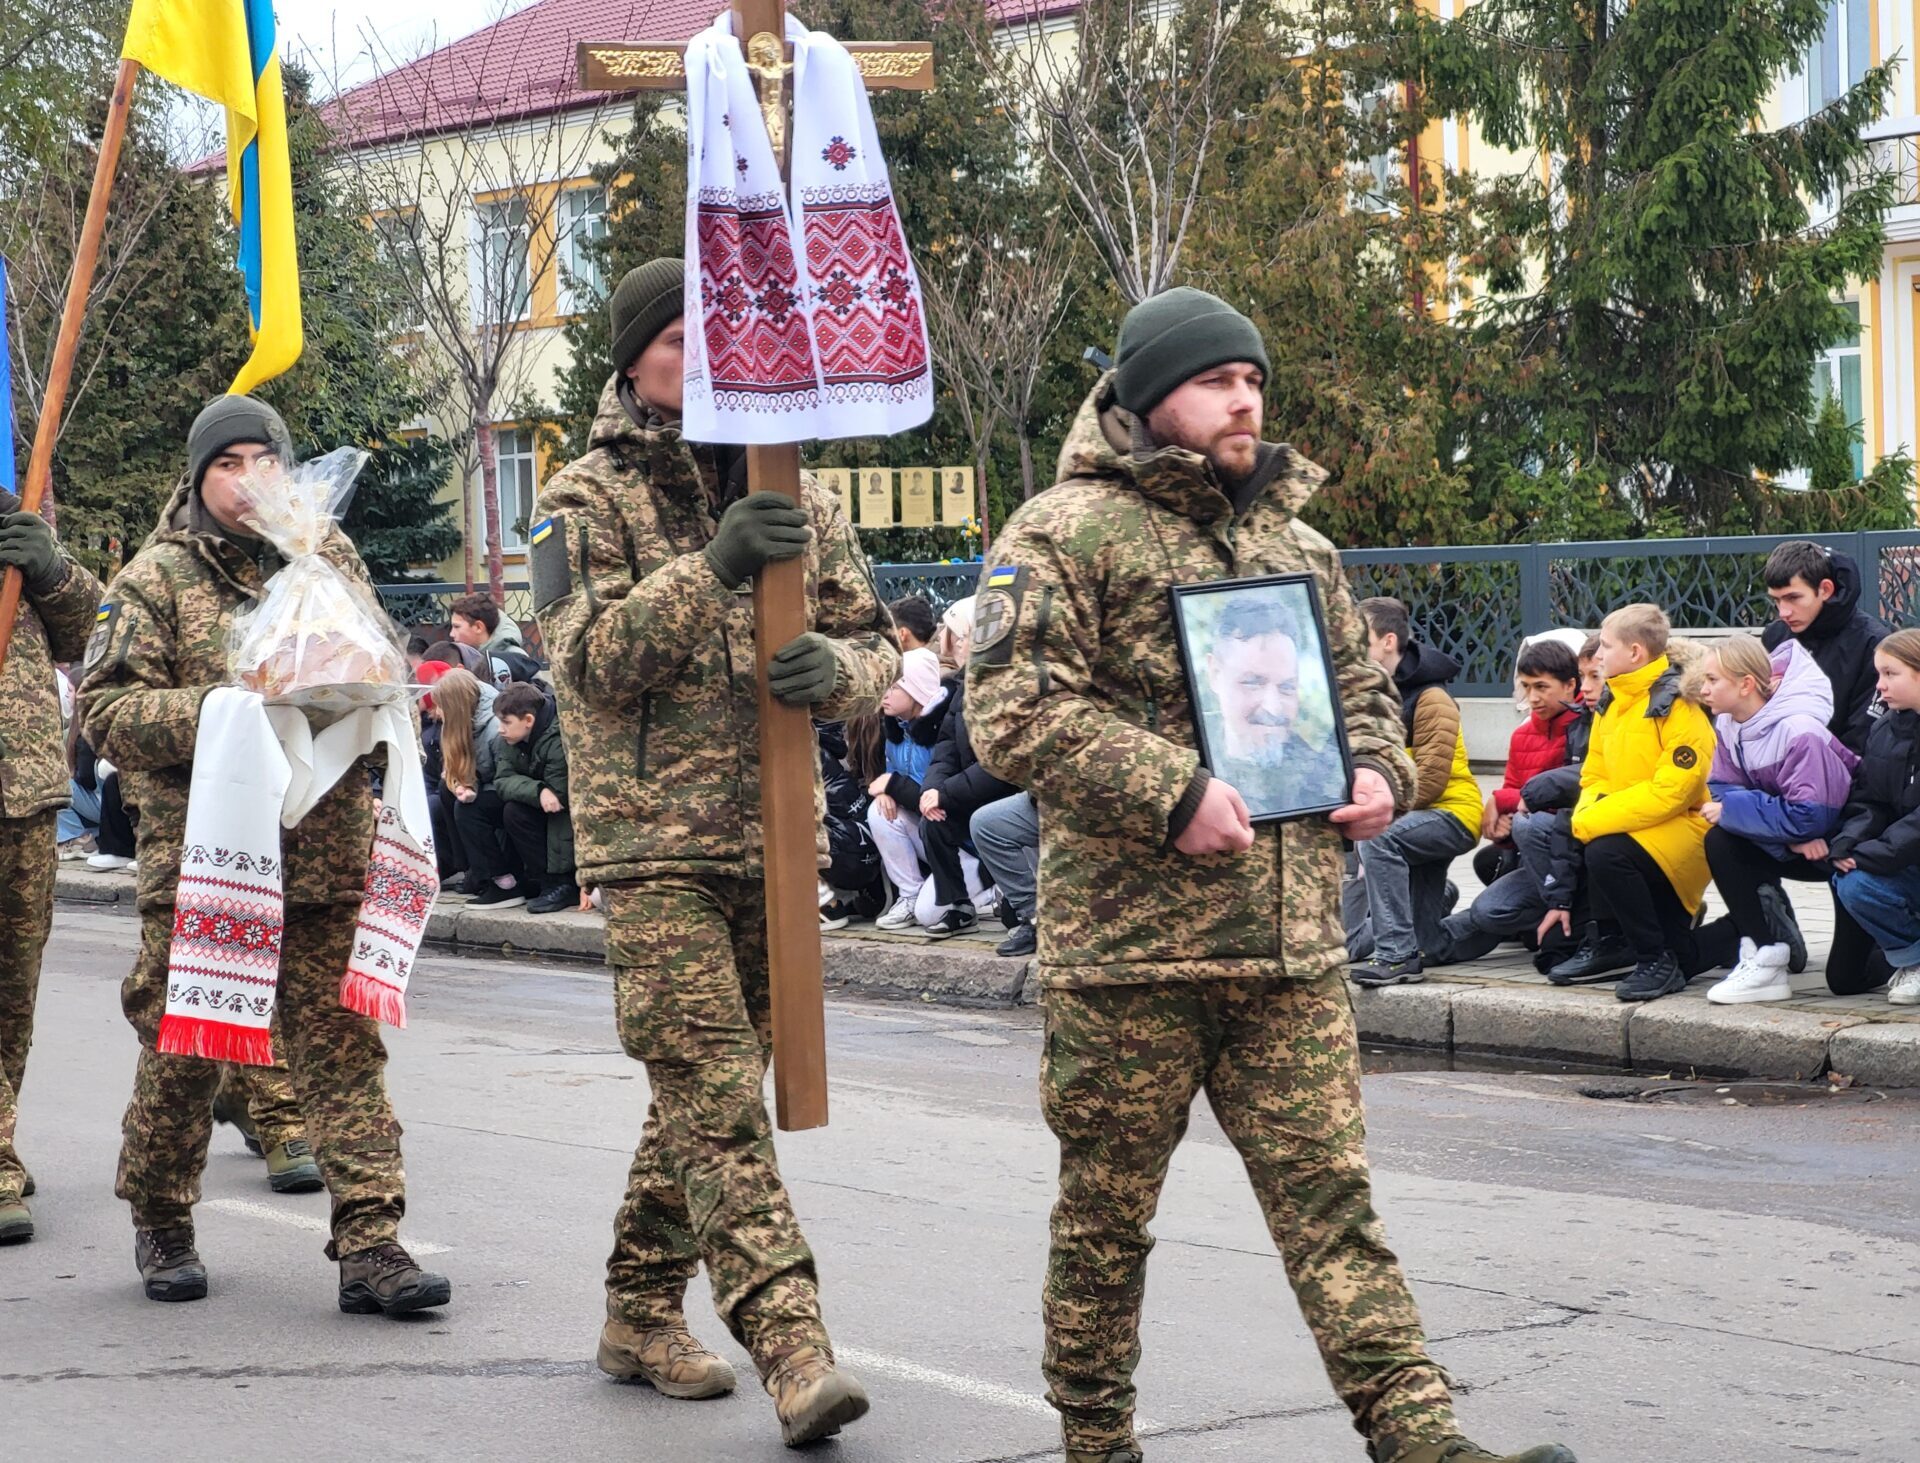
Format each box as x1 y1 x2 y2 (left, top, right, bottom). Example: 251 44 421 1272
0 57 140 675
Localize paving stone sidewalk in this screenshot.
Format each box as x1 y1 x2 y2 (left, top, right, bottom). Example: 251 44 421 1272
55 846 1919 1087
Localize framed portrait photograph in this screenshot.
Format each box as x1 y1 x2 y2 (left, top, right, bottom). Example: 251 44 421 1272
1168 573 1354 823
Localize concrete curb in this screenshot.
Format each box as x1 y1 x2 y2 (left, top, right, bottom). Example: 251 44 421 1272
56 866 1919 1083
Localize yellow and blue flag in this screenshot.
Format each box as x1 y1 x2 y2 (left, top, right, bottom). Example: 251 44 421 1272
122 0 302 394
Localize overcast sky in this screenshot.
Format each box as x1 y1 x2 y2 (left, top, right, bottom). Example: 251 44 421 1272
278 0 537 93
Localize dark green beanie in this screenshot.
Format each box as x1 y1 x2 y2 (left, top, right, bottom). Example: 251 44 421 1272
187 395 291 489
1112 287 1270 418
610 258 685 372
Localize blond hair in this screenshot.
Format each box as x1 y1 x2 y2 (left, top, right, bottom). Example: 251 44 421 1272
1706 635 1774 699
1877 627 1920 674
1602 602 1671 659
434 667 484 790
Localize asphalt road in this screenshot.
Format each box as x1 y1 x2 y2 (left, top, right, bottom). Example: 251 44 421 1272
5 910 1917 1463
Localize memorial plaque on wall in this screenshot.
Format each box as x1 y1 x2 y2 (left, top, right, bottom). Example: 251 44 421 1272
858 468 895 527
814 467 853 522
899 467 936 527
940 466 974 526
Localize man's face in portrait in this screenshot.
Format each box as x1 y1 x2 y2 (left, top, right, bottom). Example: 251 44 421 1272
1206 628 1301 766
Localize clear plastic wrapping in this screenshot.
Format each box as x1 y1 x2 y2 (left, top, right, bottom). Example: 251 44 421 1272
228 447 408 713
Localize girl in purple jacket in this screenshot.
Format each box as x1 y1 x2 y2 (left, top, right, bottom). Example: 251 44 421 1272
1695 637 1859 1003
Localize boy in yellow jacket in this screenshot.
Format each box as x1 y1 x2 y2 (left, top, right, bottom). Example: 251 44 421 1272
1349 597 1484 986
1554 604 1718 1002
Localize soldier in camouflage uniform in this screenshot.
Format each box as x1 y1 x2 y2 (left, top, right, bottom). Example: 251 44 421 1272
966 289 1576 1463
79 395 448 1314
533 259 897 1447
0 491 104 1244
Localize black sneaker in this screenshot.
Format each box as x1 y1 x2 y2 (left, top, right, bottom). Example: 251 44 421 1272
1547 929 1637 985
996 922 1037 957
1351 955 1424 988
1616 952 1688 1003
527 882 580 915
1757 882 1808 975
470 883 527 910
136 1226 208 1302
439 872 474 896
819 898 860 930
925 904 978 940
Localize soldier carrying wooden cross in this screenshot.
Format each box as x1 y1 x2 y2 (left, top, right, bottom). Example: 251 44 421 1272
530 0 934 1445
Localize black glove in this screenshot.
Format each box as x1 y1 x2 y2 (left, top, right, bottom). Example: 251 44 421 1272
768 632 840 706
704 491 810 589
0 510 65 593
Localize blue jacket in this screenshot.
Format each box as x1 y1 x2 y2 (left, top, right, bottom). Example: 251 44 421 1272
881 686 948 804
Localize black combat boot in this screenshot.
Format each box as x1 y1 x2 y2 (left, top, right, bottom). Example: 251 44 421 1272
337 1241 451 1316
1545 925 1635 985
136 1226 209 1301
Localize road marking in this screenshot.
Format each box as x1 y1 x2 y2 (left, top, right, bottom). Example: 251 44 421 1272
202 1198 452 1255
834 1345 1161 1431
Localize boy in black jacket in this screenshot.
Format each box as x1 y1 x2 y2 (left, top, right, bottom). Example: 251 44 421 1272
492 683 577 914
917 669 1017 938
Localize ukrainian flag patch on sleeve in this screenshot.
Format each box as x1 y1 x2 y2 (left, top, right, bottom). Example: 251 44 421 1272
530 516 556 546
84 602 118 671
970 566 1028 666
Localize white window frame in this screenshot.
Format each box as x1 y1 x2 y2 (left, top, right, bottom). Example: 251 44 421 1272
480 426 539 551
1807 0 1870 115
471 196 532 325
371 209 426 333
557 183 609 316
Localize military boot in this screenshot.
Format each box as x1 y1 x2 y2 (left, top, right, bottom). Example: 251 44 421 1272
765 1346 870 1447
597 1319 738 1398
264 1138 324 1194
1066 1449 1144 1463
1378 1437 1577 1463
135 1226 208 1301
337 1241 451 1316
211 1086 265 1157
0 1200 33 1244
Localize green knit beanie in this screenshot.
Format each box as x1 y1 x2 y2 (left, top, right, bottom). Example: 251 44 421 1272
610 258 685 372
187 395 291 489
1112 287 1270 418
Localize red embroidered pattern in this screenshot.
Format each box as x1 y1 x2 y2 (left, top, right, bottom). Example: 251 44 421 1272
696 187 819 414
171 893 284 971
801 188 929 401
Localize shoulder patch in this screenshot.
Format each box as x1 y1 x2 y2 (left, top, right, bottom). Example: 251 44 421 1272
530 516 571 613
1672 745 1698 769
970 568 1027 667
83 602 119 671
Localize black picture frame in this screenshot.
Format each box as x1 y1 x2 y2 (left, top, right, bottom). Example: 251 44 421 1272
1168 572 1356 823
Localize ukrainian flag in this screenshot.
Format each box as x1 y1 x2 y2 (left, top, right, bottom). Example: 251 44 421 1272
123 0 302 394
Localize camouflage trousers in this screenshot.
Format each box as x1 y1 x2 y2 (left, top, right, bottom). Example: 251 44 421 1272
117 905 406 1253
0 811 57 1205
214 1050 306 1152
602 874 828 1374
1040 968 1455 1458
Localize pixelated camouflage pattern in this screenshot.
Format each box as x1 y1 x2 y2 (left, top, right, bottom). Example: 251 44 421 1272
0 811 57 1204
966 377 1417 989
1040 968 1454 1457
219 1053 305 1152
79 476 389 912
601 874 828 1373
534 378 899 886
117 907 405 1252
0 507 104 819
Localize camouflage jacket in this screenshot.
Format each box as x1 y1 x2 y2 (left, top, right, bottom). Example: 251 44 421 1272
966 377 1416 988
79 477 387 910
0 491 104 820
532 378 898 884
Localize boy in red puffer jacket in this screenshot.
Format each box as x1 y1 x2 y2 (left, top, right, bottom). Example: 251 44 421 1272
1475 638 1584 886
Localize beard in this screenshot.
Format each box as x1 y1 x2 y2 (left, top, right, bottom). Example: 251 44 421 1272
1230 714 1293 767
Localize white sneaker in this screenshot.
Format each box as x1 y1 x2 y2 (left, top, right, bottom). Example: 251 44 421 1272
86 853 135 872
1709 941 1793 1004
1889 966 1920 1006
875 896 919 932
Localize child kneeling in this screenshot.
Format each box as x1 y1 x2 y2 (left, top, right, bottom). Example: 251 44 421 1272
1830 629 1920 1006
492 682 579 915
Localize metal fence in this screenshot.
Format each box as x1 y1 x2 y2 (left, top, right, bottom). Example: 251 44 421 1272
381 531 1920 698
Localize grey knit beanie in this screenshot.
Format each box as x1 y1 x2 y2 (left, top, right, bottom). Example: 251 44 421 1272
1113 287 1270 418
610 258 686 372
187 395 291 489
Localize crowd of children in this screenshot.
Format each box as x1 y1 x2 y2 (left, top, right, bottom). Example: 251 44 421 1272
1346 541 1920 1008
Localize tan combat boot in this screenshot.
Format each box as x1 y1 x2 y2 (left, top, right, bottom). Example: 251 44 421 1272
0 1200 33 1245
597 1319 737 1399
765 1346 870 1447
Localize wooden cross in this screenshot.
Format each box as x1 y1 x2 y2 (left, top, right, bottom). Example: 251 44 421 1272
578 2 933 1134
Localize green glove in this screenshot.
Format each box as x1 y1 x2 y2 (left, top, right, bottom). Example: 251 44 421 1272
768 632 840 706
704 491 810 589
0 510 65 593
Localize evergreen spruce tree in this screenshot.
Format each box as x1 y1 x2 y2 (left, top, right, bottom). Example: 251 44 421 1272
1411 0 1897 533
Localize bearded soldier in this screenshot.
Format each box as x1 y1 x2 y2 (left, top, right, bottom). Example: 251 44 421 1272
967 288 1576 1463
80 396 447 1314
532 259 898 1447
0 491 103 1244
